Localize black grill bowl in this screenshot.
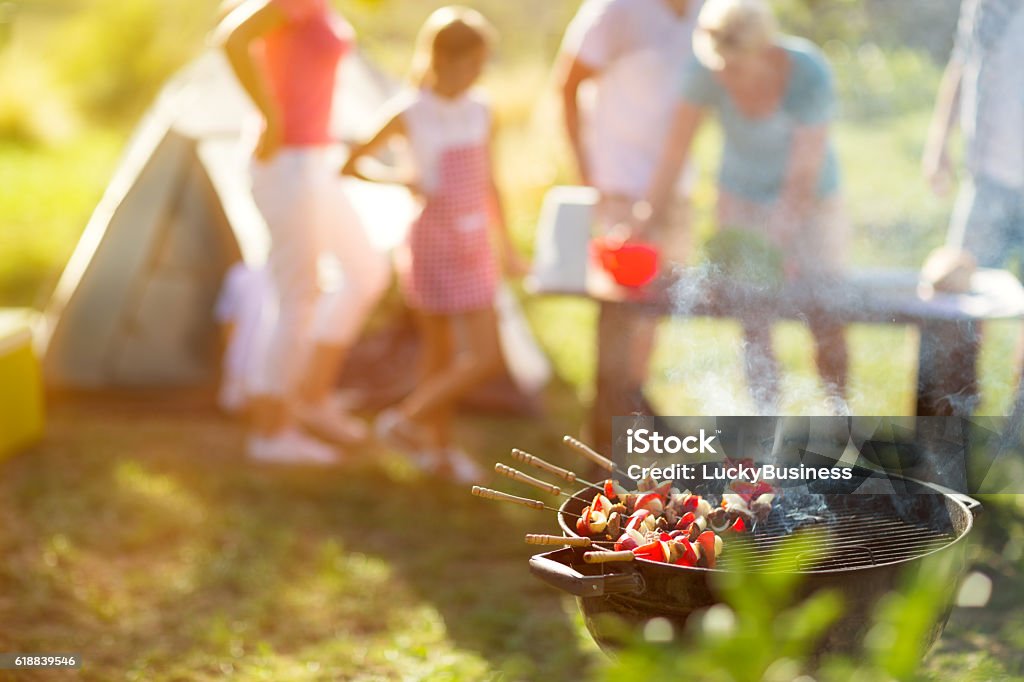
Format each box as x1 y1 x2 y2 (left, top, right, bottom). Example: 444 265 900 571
529 476 980 656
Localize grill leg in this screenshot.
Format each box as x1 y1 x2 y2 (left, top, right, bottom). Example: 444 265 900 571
916 319 980 417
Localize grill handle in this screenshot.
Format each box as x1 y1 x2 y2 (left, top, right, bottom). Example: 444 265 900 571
949 493 982 516
529 549 644 598
897 474 983 517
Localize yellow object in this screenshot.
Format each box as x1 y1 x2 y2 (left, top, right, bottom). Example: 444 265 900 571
0 309 44 460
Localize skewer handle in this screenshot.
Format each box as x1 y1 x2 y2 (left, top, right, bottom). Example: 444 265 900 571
495 463 562 496
525 534 591 548
511 448 578 484
563 435 616 473
583 550 635 564
471 486 545 511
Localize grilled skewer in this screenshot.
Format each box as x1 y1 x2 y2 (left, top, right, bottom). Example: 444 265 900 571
494 463 598 504
510 448 601 490
494 463 566 497
525 536 624 557
562 435 630 478
583 550 635 564
525 534 592 548
471 486 584 518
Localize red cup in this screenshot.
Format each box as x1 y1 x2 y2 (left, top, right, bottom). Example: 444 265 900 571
592 237 661 288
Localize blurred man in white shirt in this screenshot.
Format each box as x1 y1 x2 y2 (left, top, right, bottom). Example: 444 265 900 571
559 0 702 453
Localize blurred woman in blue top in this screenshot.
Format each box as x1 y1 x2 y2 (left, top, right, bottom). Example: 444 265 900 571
640 0 849 412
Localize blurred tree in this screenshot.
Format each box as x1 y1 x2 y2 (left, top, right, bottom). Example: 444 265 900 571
775 0 960 62
50 0 215 121
774 0 870 46
0 2 17 50
865 0 959 61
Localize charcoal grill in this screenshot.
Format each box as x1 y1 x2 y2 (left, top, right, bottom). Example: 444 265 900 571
529 468 980 655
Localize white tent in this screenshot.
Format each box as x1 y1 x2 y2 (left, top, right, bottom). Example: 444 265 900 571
38 50 412 388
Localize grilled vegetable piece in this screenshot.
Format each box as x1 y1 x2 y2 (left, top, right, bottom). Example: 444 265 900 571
606 511 621 538
576 505 591 535
591 493 613 516
614 528 646 551
707 507 730 532
696 497 713 518
575 505 609 535
672 538 699 567
633 540 670 563
635 492 664 514
604 479 629 501
675 511 697 530
722 493 749 513
625 509 651 532
697 530 721 568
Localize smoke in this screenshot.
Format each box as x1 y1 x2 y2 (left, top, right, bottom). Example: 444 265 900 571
663 264 759 415
664 264 864 417
758 486 837 536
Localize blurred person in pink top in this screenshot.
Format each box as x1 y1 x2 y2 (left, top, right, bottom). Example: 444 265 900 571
215 0 390 465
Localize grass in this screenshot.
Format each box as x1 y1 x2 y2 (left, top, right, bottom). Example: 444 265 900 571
1 402 1023 680
0 131 122 308
0 400 602 681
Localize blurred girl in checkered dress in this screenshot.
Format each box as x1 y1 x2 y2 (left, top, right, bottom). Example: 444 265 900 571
342 6 526 481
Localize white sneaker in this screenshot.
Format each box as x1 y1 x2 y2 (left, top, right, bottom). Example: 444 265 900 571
294 398 369 445
247 429 341 466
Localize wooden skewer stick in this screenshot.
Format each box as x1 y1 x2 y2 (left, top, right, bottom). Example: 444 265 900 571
495 463 563 497
562 435 627 477
583 550 635 564
470 487 583 518
525 534 592 548
510 448 600 489
471 486 545 510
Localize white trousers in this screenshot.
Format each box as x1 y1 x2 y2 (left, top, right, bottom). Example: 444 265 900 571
249 148 390 397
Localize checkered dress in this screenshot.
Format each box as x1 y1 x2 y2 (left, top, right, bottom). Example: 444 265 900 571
397 91 498 314
399 145 497 313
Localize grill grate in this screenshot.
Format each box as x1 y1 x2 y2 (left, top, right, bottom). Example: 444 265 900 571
715 511 957 572
562 489 966 574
